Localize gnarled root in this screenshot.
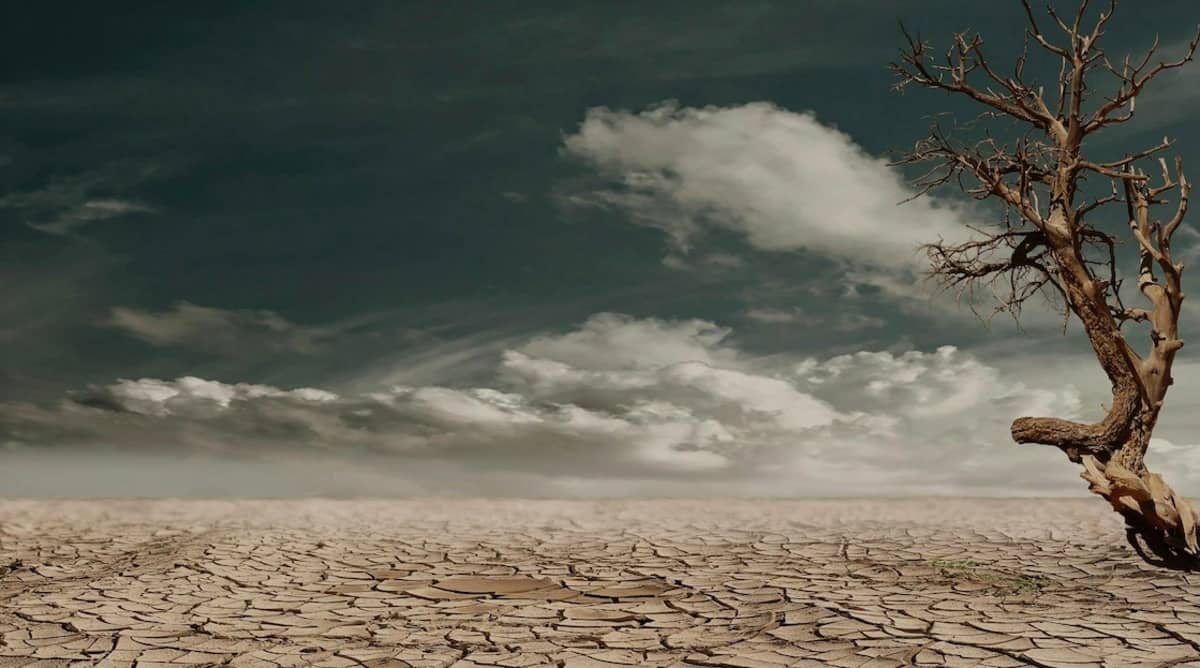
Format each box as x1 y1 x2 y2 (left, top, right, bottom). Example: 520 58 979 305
1079 454 1200 569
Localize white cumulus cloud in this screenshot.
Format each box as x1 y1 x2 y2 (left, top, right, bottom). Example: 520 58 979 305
561 101 974 272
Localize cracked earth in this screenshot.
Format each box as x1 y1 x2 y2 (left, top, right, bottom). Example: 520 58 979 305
3 499 1200 668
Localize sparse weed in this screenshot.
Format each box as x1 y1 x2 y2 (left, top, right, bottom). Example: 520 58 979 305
930 559 1049 595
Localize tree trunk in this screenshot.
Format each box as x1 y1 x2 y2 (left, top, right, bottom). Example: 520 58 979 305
1011 216 1200 568
1074 408 1199 568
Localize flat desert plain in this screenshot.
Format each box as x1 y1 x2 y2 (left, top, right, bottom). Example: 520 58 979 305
2 498 1200 668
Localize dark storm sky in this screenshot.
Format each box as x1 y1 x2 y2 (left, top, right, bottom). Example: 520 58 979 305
5 1 1200 496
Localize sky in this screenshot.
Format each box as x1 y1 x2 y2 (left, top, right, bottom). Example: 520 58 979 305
5 1 1200 497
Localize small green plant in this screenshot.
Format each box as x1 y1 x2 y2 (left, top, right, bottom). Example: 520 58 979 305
930 559 1048 596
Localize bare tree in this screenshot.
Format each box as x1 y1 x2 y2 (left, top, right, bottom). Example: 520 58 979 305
892 0 1200 568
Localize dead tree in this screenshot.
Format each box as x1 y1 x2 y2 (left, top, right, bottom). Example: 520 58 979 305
892 0 1200 568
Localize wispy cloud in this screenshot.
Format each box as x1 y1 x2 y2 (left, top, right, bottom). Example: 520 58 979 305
102 301 386 356
27 199 157 236
745 306 885 332
0 161 166 236
662 252 745 271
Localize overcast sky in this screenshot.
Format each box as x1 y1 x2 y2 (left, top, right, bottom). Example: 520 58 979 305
5 1 1200 497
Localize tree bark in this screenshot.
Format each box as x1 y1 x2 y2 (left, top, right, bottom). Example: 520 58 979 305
1010 213 1141 456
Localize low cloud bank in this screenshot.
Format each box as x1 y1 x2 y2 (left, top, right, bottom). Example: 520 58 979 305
0 312 1119 496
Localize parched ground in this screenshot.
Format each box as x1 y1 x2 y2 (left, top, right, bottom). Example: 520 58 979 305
2 499 1200 668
